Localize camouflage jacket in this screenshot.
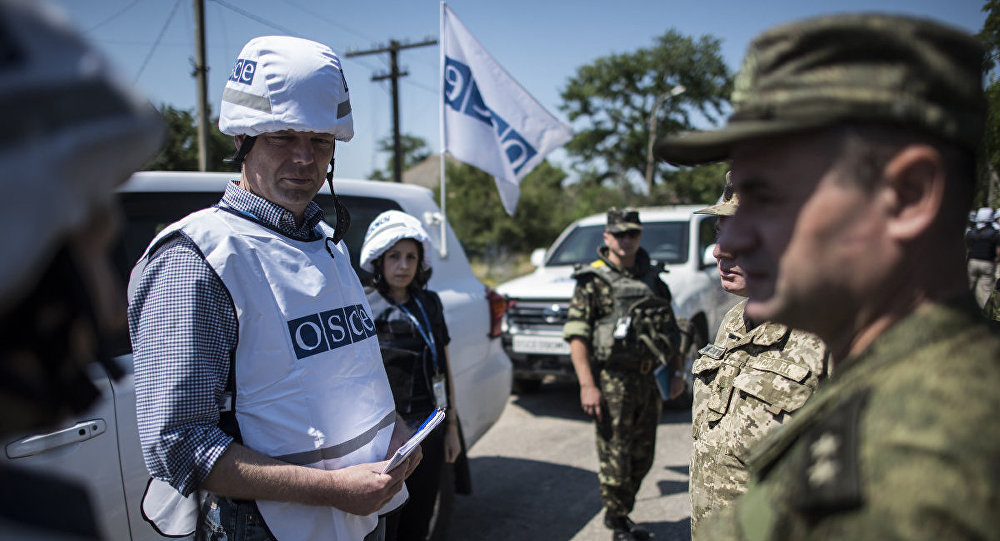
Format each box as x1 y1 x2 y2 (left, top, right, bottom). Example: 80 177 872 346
690 299 829 536
985 280 1000 324
700 297 1000 540
562 246 677 371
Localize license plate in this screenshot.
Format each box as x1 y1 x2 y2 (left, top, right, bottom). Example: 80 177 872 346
512 335 571 355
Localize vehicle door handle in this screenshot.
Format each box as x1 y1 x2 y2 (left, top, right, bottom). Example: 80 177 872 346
5 419 107 459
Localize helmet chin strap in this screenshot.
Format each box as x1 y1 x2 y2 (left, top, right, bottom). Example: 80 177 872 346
224 135 256 166
326 155 350 249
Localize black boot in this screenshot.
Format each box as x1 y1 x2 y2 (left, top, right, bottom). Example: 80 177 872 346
604 515 652 541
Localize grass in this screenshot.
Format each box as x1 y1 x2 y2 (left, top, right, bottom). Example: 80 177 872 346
469 251 537 288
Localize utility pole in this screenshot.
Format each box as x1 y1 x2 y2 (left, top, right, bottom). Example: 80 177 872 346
193 0 209 171
345 38 436 182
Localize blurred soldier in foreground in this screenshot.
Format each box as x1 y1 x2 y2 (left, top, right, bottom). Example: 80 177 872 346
0 0 163 537
658 13 1000 539
688 173 829 537
563 208 684 541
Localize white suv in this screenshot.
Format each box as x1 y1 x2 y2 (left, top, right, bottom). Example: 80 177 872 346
496 206 738 400
2 171 511 540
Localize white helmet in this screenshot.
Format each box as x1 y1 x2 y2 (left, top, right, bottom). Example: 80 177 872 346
0 0 163 309
360 210 433 273
975 207 994 224
219 35 353 141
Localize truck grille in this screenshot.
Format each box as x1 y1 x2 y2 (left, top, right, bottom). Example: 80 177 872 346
506 300 569 329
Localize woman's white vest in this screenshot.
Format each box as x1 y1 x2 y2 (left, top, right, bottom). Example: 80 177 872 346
134 207 405 540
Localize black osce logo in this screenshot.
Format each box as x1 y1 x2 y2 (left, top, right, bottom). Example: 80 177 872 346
287 304 376 360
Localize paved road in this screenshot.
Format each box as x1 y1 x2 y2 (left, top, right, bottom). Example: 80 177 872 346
449 381 693 541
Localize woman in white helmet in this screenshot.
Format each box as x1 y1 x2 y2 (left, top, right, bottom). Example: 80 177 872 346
360 210 462 541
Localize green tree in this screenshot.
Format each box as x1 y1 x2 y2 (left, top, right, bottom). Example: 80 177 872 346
437 159 579 255
560 30 731 193
438 158 639 257
144 104 236 172
980 0 1000 207
654 162 729 205
369 133 432 181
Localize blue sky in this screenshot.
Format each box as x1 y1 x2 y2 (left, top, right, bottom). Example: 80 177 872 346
48 0 987 180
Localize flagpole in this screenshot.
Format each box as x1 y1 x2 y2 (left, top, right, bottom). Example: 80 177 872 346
438 1 448 259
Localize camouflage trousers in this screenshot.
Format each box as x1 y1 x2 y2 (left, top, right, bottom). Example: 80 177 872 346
595 368 662 518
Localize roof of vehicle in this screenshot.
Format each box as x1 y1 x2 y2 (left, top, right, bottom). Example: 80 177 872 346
572 205 708 227
119 170 435 200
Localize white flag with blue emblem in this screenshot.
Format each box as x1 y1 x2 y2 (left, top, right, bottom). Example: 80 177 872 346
440 2 573 215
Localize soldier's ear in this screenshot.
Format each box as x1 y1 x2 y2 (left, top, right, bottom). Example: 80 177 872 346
882 144 944 242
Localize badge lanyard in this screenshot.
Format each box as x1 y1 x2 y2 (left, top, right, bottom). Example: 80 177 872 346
394 295 439 375
395 295 448 409
216 202 326 239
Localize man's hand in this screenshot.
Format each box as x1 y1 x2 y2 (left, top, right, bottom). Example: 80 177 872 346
325 454 419 515
202 441 421 516
569 338 603 421
580 383 603 421
669 373 685 400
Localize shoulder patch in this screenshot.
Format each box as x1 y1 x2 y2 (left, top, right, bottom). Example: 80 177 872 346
792 388 869 515
698 343 726 360
590 260 605 268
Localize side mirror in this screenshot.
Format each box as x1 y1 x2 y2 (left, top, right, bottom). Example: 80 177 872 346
529 248 547 268
702 244 717 268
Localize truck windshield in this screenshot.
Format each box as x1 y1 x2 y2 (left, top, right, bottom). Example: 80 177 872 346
547 221 689 266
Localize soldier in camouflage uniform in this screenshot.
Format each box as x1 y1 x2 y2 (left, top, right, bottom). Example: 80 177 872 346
688 173 830 537
563 208 684 541
658 14 1000 539
985 280 1000 324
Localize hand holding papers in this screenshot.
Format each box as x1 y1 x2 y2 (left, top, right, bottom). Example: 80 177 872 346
381 408 446 473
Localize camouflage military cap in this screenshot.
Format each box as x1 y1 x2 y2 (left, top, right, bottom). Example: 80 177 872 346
656 14 986 165
606 207 642 233
695 171 738 216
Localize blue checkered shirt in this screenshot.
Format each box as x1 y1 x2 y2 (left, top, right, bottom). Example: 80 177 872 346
128 181 326 496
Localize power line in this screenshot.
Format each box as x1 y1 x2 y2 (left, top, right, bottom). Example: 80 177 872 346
276 0 379 46
403 77 438 95
84 0 142 33
209 0 301 37
134 0 181 84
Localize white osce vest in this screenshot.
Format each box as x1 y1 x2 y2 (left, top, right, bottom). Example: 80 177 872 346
134 207 406 540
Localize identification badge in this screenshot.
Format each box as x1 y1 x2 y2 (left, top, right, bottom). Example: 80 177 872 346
433 375 448 408
613 316 632 339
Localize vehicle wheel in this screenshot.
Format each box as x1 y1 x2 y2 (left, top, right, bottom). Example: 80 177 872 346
511 377 542 394
664 325 705 410
426 462 455 541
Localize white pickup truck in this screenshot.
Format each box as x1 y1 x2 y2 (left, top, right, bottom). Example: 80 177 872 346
496 205 738 400
1 171 512 540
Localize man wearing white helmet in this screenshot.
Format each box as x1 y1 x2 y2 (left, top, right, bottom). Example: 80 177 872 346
965 206 999 308
129 36 417 541
0 0 163 538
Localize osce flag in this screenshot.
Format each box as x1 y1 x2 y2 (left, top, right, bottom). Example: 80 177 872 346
440 2 573 215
